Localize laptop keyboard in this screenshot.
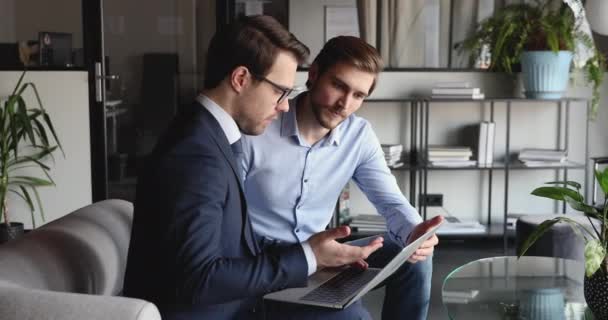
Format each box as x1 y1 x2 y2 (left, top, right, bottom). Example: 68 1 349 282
300 268 380 305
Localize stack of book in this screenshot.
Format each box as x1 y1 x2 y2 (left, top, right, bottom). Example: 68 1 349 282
431 82 485 100
348 214 387 233
382 144 404 168
427 146 476 167
518 149 568 167
437 216 487 235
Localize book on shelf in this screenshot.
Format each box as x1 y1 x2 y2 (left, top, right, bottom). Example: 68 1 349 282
433 81 471 88
431 87 481 95
429 160 477 167
428 156 471 162
519 160 576 167
465 121 495 166
352 226 387 233
431 93 485 100
348 214 387 233
428 146 473 158
485 122 495 164
518 148 567 162
387 161 405 169
437 218 487 235
381 144 403 153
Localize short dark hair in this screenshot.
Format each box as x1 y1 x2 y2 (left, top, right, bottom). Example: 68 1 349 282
204 15 310 89
307 36 383 93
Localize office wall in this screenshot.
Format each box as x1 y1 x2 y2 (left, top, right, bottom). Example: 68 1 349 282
14 0 82 48
0 71 92 229
289 0 357 61
0 0 16 42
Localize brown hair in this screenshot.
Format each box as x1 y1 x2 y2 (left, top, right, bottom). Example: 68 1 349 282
307 36 383 93
204 15 310 89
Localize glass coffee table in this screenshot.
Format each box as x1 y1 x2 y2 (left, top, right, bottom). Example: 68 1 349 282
442 256 594 319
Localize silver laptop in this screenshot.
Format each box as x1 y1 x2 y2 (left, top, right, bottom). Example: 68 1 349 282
264 222 442 309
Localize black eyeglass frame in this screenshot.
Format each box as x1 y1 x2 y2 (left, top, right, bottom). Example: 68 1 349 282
252 74 304 104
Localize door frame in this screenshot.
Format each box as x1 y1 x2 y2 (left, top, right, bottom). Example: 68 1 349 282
82 0 108 201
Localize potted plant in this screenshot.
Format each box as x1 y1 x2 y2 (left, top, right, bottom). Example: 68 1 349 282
0 71 63 243
518 168 608 319
459 0 605 117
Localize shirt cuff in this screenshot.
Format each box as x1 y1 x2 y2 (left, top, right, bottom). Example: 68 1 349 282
301 241 317 276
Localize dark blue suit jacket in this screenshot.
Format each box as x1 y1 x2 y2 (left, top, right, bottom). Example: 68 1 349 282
124 102 308 319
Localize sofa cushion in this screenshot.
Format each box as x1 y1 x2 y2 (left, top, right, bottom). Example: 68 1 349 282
0 199 133 295
0 285 160 320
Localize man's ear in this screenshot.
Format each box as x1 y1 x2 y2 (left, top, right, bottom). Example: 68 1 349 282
230 66 250 93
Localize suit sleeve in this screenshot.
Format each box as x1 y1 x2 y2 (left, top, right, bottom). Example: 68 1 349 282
162 149 308 305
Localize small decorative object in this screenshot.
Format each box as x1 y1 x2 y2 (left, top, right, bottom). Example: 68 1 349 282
518 167 608 319
519 288 566 320
0 71 63 243
458 0 605 117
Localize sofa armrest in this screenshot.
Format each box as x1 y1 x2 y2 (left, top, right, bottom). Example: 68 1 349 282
0 285 161 320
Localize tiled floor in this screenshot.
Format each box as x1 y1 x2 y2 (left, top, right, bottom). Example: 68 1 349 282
362 238 515 319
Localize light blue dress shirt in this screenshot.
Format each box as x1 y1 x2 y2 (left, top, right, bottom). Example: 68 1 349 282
196 94 317 275
241 94 422 249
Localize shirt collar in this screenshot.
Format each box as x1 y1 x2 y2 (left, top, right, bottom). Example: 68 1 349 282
197 94 241 144
280 94 344 147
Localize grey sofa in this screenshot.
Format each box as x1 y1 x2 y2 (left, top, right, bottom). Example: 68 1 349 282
0 199 160 320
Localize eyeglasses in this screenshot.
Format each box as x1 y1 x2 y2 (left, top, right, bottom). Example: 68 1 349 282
253 74 304 104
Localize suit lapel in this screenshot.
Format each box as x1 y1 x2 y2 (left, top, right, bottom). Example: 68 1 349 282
195 104 259 255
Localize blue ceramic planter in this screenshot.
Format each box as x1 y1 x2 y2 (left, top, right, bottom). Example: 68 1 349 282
521 51 573 99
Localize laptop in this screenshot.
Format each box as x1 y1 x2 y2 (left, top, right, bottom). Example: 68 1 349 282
264 222 443 309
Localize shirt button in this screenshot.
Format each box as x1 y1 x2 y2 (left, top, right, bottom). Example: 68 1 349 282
295 228 300 233
297 205 302 210
304 179 309 183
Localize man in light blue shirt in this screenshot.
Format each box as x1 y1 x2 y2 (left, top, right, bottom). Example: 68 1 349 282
242 36 443 319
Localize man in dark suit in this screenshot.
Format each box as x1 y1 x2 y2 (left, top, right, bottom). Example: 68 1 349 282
123 15 383 320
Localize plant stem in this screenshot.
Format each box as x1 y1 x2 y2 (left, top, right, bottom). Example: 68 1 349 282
603 196 608 253
2 199 8 226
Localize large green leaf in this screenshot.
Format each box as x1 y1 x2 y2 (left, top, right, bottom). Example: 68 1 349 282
531 186 583 202
518 218 563 257
9 176 54 187
563 195 599 216
585 240 606 277
16 96 35 146
19 186 36 228
596 168 608 196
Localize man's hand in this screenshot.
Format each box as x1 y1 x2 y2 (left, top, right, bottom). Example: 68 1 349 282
406 216 443 263
308 226 383 270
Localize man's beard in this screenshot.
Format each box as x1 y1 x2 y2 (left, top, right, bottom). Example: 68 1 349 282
311 99 347 130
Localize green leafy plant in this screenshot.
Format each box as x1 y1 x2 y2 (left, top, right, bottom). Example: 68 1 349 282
458 0 605 117
518 168 608 278
0 71 63 228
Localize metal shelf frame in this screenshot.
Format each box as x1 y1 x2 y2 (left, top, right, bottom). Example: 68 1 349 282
415 97 590 252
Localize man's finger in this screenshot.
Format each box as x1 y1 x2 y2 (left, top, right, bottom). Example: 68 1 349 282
418 236 439 249
360 240 383 258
